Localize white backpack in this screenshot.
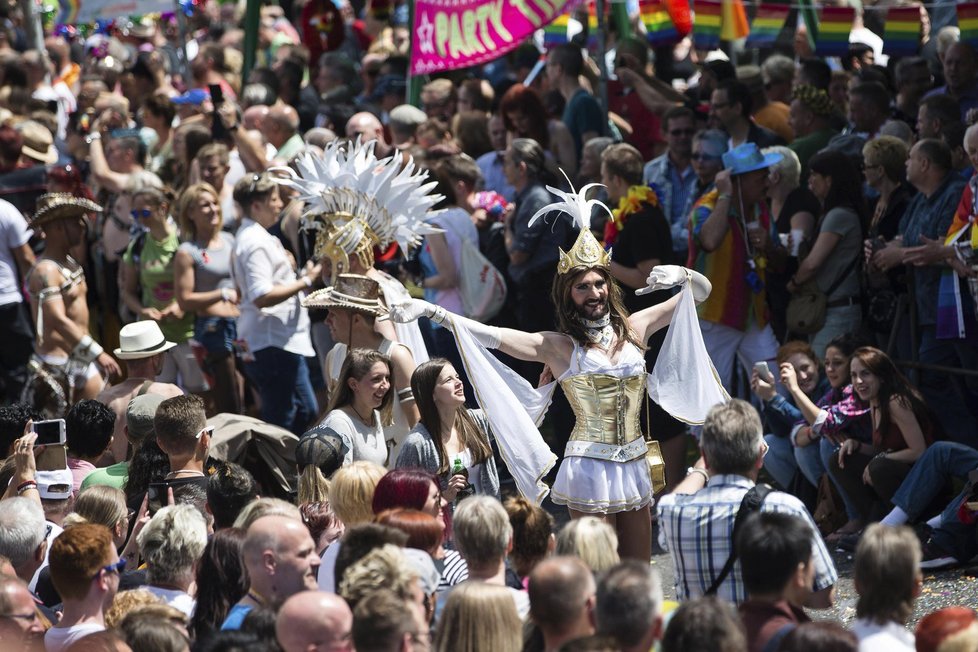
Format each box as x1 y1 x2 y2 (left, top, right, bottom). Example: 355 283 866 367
438 217 508 322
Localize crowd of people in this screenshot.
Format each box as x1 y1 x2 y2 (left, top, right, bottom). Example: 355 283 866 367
0 0 977 650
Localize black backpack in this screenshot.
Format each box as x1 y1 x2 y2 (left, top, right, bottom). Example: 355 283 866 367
704 484 775 596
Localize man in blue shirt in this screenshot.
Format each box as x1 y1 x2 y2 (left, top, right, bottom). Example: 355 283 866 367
546 44 604 160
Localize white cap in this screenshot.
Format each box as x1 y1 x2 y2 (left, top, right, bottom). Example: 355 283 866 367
36 469 73 500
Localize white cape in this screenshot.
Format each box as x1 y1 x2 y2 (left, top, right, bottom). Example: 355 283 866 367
450 284 728 504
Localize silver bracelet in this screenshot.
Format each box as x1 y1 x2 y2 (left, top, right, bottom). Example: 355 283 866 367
686 467 709 483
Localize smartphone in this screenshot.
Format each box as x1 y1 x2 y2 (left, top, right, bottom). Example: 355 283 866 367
209 83 228 142
753 361 774 383
33 419 66 446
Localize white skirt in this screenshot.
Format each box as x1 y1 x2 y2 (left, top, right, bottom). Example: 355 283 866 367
551 455 653 514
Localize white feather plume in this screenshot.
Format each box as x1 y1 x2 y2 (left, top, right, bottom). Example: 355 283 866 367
271 138 443 253
527 169 613 232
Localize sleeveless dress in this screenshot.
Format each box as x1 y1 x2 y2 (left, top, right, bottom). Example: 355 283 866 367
551 340 653 513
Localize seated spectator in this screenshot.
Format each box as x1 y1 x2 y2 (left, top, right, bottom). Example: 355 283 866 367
830 347 936 532
657 400 837 605
276 591 353 652
453 495 528 618
82 394 165 492
45 524 122 651
353 588 427 652
136 504 208 616
527 556 595 651
752 341 830 491
915 607 978 652
660 596 747 652
435 582 522 652
206 462 258 531
554 517 619 574
593 561 663 652
188 528 247 642
504 496 555 583
65 400 116 493
222 515 320 630
736 512 814 652
851 524 921 651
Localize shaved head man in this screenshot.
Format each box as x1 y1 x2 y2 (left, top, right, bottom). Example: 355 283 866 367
221 515 321 630
276 591 353 652
263 105 303 159
345 112 391 157
528 556 596 652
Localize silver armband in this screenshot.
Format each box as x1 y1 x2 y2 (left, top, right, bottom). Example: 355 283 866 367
73 335 103 365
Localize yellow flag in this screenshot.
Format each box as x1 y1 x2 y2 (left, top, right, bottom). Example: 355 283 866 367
720 0 749 40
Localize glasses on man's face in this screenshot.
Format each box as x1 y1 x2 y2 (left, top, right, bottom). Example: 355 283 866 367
0 612 40 623
669 128 696 137
760 440 770 459
196 425 215 440
691 153 721 162
97 558 127 579
131 208 152 220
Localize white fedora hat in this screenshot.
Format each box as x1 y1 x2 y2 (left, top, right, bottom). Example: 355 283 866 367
114 321 177 360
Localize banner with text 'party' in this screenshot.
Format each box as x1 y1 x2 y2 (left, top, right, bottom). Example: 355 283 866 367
411 0 577 75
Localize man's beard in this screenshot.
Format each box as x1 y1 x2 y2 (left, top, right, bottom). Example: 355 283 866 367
576 297 610 321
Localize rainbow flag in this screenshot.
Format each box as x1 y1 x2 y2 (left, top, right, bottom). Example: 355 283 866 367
640 0 678 46
544 13 570 46
720 0 749 41
746 5 789 48
882 6 920 56
586 1 601 48
693 0 722 49
959 3 978 48
57 0 79 24
814 6 853 57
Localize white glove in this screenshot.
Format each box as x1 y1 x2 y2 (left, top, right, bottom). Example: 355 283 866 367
388 299 444 324
637 265 712 303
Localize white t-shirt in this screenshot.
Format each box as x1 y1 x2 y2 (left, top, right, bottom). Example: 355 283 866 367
0 198 32 306
320 408 388 468
45 623 105 652
318 540 342 593
852 618 915 652
145 586 196 616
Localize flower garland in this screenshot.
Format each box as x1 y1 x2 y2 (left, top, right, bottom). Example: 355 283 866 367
603 185 660 247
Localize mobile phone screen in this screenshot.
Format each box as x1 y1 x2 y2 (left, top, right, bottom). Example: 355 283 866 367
33 419 65 446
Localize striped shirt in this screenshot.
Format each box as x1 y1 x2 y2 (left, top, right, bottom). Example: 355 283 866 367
657 474 837 604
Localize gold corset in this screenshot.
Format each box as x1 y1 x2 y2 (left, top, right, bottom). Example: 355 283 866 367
560 372 646 448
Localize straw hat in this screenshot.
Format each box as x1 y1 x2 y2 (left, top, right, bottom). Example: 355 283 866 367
17 120 57 165
113 320 176 360
30 193 102 228
301 274 388 316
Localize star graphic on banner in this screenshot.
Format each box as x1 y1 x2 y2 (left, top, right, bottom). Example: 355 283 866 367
418 11 435 54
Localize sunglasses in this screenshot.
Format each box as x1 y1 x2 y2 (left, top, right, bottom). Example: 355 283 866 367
97 558 127 579
196 425 214 440
130 208 152 220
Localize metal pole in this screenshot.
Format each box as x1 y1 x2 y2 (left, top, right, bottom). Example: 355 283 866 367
242 0 261 86
20 0 44 52
174 0 193 84
595 0 609 132
407 0 421 107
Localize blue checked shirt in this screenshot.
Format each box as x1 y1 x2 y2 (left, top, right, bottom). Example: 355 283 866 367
657 474 838 604
642 153 697 256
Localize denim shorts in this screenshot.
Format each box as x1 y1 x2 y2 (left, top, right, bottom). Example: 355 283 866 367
194 316 237 356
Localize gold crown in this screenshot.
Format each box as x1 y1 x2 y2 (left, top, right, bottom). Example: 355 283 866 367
557 228 611 275
313 214 380 284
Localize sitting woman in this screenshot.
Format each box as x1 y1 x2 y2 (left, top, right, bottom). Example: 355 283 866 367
779 333 872 540
396 359 500 501
752 340 830 491
318 349 395 467
830 347 938 529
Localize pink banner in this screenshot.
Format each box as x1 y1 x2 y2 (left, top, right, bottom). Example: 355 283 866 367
410 0 576 75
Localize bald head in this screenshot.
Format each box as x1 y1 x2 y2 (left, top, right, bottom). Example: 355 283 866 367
262 105 300 148
243 105 270 131
528 556 596 636
244 516 321 602
346 112 385 143
276 590 353 652
944 42 978 94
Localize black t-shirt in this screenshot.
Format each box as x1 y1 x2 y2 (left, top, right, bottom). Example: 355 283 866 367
611 201 673 314
775 187 820 234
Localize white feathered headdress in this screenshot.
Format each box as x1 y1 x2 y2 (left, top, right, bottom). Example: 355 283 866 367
528 170 613 275
273 139 443 274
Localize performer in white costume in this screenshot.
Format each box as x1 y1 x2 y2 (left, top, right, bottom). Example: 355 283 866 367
390 174 728 561
275 139 436 365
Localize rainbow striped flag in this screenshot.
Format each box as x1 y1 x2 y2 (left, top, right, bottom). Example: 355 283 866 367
814 6 853 57
882 6 920 56
544 13 571 46
693 0 722 50
746 5 789 48
959 3 978 48
640 0 678 46
586 0 600 48
57 0 79 24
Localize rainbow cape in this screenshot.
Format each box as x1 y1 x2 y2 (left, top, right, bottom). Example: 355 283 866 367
746 5 789 48
814 6 853 57
882 6 921 56
640 0 679 45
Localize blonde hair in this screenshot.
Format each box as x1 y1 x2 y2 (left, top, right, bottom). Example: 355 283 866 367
330 461 386 526
136 504 208 585
435 582 522 652
555 517 620 573
339 544 419 611
175 182 222 239
63 485 127 531
105 589 163 628
297 465 330 505
762 146 801 190
855 524 921 626
232 497 302 530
